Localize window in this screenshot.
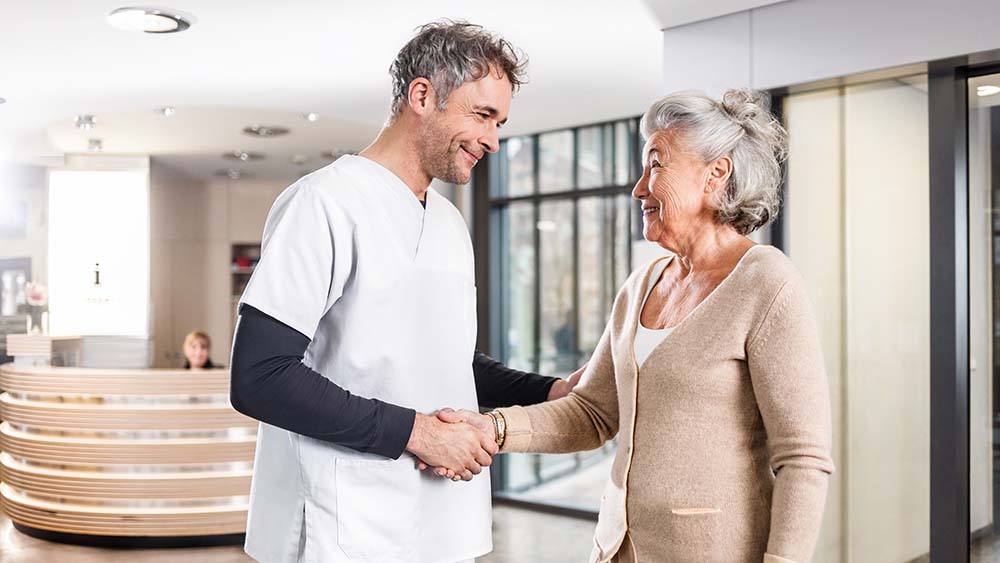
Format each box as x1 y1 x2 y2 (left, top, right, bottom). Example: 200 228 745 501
488 118 640 512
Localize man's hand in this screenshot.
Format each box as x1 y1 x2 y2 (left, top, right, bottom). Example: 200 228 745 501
416 409 498 478
546 362 587 401
406 412 498 481
437 408 496 438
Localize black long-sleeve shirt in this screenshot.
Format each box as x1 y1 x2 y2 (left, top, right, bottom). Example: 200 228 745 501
230 304 556 459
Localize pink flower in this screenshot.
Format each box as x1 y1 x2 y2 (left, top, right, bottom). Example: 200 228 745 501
26 282 48 307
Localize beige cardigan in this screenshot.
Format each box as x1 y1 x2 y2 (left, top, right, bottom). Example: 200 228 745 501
498 246 834 563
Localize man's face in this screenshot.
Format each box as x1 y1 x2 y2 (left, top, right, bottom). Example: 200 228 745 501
418 69 512 184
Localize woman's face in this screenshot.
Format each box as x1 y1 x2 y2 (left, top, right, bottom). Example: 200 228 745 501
184 339 209 369
632 130 724 245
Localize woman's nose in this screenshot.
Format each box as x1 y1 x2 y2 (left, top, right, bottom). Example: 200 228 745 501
632 175 648 200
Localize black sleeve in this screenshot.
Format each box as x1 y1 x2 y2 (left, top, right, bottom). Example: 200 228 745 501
473 351 559 408
230 304 416 459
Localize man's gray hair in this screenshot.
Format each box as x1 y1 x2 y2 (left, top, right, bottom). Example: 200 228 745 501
640 89 789 235
389 20 527 118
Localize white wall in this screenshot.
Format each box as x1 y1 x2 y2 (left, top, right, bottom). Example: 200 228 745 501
783 88 844 563
149 160 287 368
784 79 935 563
842 80 930 563
0 163 47 284
661 0 1000 95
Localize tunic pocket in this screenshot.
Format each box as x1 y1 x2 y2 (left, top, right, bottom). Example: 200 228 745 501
335 458 419 561
667 507 723 560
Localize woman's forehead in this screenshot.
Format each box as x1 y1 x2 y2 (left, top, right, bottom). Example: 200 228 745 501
643 129 683 159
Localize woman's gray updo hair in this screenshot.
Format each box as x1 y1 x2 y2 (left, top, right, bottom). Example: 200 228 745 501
640 88 788 235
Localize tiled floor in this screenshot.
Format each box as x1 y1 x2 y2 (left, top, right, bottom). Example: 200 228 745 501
0 505 597 563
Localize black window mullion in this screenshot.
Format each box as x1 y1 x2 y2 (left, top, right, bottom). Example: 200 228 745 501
532 134 542 375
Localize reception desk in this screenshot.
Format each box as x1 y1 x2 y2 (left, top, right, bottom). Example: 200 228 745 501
0 363 256 546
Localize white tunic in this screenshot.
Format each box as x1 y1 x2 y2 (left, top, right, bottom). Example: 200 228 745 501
239 155 491 563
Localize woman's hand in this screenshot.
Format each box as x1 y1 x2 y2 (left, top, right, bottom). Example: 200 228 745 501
416 409 498 479
547 362 587 401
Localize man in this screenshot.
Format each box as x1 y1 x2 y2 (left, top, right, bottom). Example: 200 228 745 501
230 21 582 563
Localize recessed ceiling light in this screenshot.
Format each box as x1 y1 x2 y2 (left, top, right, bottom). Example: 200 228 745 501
222 150 264 162
300 113 319 122
215 169 247 180
291 154 309 165
88 139 103 152
154 106 175 117
107 6 192 34
243 124 290 138
976 85 1000 97
75 115 97 131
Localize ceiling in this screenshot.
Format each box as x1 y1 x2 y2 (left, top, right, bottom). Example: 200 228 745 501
0 1 670 181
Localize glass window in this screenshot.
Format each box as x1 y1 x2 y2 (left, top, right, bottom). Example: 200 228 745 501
537 199 575 376
489 117 640 513
968 71 1000 562
498 136 535 198
498 202 536 372
539 131 573 193
615 120 635 186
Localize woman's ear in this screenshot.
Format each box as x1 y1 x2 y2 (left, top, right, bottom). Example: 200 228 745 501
706 156 733 192
407 77 434 116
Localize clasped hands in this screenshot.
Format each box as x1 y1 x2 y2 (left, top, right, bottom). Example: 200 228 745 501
408 408 497 482
406 362 587 482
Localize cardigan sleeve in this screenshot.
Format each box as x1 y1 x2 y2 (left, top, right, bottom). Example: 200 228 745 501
747 279 835 563
496 320 619 453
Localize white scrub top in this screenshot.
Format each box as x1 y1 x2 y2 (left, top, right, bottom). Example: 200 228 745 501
239 155 490 563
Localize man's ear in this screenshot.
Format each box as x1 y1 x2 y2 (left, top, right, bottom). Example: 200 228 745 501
407 77 435 116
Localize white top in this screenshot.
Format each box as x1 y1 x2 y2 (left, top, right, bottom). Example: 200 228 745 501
634 258 674 367
239 155 490 563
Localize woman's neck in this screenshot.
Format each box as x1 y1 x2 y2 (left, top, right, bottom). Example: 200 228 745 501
659 223 752 277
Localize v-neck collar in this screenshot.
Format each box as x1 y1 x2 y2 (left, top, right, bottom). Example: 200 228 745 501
350 155 427 215
347 155 431 259
631 244 765 371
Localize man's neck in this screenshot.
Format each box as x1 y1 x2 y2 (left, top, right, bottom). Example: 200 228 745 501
358 123 432 201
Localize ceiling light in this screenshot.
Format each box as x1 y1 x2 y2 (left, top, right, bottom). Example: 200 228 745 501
291 154 309 165
222 150 264 162
88 139 103 152
215 169 246 180
75 115 97 131
243 124 290 138
976 85 1000 97
301 112 319 122
155 106 175 117
107 6 192 34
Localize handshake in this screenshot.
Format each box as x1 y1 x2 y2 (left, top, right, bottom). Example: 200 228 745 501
406 408 498 482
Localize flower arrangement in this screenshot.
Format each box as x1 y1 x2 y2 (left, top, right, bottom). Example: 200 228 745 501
25 281 48 334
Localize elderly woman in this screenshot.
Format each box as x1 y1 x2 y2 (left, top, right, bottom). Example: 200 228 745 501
444 89 834 562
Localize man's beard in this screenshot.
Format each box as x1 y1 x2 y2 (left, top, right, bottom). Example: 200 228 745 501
419 118 471 185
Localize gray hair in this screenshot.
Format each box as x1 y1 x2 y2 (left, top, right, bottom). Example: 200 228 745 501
640 89 788 235
389 20 528 118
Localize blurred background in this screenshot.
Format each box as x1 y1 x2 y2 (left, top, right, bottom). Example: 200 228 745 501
1 1 999 562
